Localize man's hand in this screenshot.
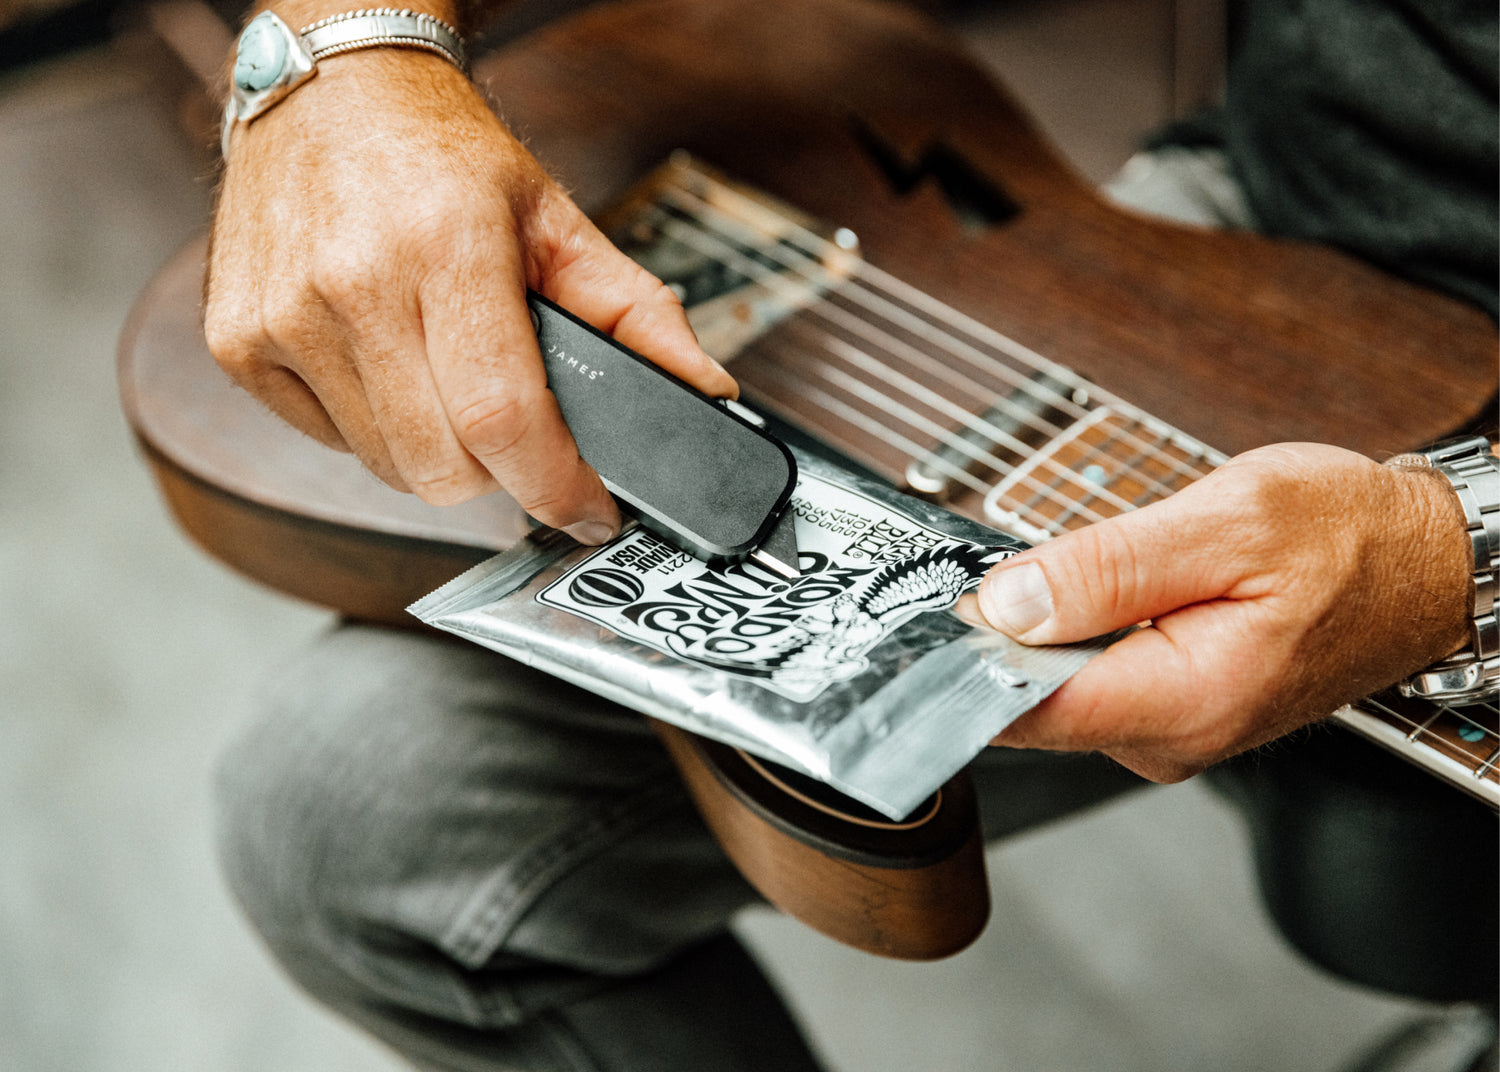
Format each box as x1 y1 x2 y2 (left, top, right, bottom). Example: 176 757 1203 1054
206 45 735 544
963 443 1473 782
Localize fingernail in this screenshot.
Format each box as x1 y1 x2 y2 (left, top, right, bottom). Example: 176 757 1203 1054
979 562 1053 640
563 520 618 545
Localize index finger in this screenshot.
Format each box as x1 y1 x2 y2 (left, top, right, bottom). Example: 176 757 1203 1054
526 193 738 399
420 238 621 541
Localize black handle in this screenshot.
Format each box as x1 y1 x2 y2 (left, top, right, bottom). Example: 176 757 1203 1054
528 292 797 565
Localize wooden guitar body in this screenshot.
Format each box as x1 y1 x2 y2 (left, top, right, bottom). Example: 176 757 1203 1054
121 0 1497 974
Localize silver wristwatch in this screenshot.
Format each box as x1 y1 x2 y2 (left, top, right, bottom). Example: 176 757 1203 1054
222 7 467 157
1388 435 1499 706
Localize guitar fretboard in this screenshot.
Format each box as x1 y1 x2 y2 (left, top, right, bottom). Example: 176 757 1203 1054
606 156 1499 808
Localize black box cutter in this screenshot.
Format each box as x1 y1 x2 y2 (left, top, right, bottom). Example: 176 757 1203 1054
528 292 801 578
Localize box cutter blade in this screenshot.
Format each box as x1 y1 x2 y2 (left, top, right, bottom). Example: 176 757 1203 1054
528 292 801 578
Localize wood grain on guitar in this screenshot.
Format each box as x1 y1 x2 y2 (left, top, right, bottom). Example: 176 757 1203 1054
120 0 1498 960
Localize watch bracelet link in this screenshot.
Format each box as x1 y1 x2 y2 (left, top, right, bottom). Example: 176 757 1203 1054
1387 435 1500 705
222 7 467 157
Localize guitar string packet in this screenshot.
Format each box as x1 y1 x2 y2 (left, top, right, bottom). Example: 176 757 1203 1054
409 450 1110 820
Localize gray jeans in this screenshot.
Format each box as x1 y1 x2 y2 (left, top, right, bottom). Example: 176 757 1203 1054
214 149 1246 1072
216 625 1144 1072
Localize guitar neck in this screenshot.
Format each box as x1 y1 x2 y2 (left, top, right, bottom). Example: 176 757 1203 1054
608 157 1500 809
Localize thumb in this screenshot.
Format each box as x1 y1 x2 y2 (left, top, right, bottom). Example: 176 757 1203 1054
975 490 1241 644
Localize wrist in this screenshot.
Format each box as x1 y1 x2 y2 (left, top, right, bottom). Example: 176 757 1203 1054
1385 437 1500 703
1390 463 1477 646
221 4 471 159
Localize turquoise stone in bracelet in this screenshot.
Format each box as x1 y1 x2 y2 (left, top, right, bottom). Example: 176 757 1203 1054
234 14 289 93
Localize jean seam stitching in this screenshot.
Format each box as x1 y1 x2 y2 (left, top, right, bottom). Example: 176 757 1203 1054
440 773 690 973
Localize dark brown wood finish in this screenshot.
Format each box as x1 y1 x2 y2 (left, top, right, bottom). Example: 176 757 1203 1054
487 0 1494 458
654 722 989 960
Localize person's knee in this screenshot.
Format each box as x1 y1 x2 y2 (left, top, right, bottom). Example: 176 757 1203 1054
212 626 487 997
213 640 364 971
210 624 730 1013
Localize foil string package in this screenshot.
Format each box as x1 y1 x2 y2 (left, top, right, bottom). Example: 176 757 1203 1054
410 450 1111 819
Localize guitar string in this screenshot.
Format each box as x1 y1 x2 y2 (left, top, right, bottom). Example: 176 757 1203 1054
785 320 1081 477
1363 696 1500 767
1048 427 1182 528
647 192 1216 493
654 187 1094 418
653 180 1225 487
644 178 1500 770
1450 701 1499 749
645 209 1125 524
724 326 1099 523
757 291 1207 532
649 193 1214 492
647 206 1206 525
747 326 1156 529
759 350 1168 536
804 325 1203 515
752 365 1004 499
763 329 1128 521
1001 417 1144 524
1362 698 1500 780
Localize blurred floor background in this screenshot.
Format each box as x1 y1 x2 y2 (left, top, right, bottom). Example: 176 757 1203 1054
0 1 1462 1070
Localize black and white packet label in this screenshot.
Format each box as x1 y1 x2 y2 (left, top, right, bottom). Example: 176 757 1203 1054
410 451 1112 819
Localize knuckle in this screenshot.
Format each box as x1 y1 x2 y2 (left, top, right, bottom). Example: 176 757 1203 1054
405 462 494 506
449 389 532 458
632 265 685 310
258 307 333 375
512 490 574 525
1098 536 1143 621
627 275 690 331
203 314 258 373
203 292 268 373
1214 454 1301 534
309 244 383 314
1070 523 1142 623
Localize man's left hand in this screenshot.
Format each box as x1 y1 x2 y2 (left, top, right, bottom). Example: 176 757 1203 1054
964 442 1472 782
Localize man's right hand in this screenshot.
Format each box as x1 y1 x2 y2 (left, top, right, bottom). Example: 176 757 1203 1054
205 40 735 544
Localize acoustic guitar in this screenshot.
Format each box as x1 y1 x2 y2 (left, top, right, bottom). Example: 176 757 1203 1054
120 0 1497 969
